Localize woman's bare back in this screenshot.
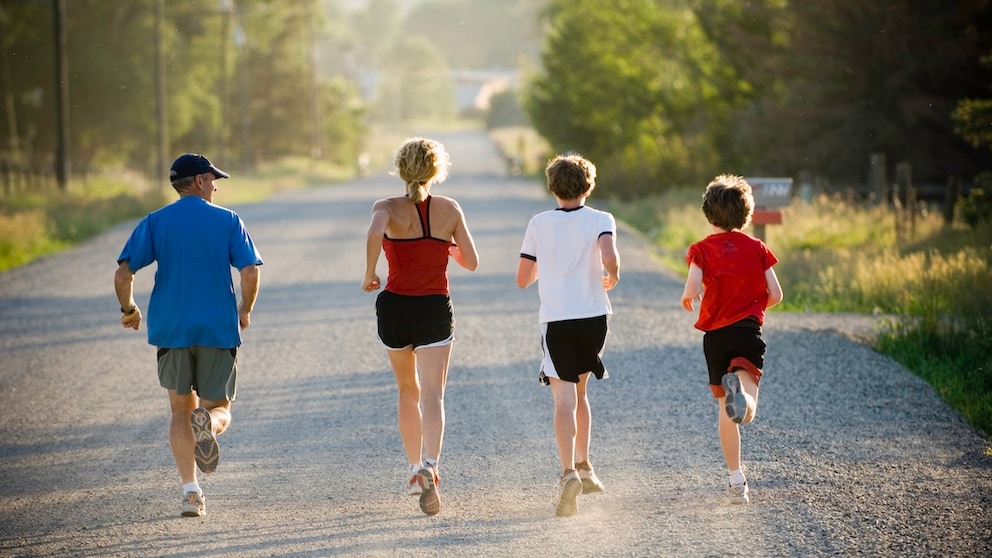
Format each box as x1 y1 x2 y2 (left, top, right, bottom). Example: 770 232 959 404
383 195 461 241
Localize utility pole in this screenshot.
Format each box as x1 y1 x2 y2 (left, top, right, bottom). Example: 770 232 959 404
53 0 70 190
219 0 234 165
310 2 323 163
234 4 251 171
155 0 168 186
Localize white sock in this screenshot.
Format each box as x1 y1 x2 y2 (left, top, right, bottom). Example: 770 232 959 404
182 481 201 495
409 463 423 475
729 469 746 486
424 458 438 470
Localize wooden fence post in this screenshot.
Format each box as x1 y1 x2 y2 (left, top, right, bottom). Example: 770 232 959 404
943 176 959 226
869 153 887 204
895 162 912 242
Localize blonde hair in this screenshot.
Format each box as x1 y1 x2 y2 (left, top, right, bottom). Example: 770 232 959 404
393 137 451 203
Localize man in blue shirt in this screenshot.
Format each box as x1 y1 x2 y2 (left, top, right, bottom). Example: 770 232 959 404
114 153 263 518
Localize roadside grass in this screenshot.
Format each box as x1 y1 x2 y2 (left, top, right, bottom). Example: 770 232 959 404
612 191 992 436
0 158 351 273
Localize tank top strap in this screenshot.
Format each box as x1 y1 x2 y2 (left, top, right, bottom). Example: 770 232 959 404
416 196 432 239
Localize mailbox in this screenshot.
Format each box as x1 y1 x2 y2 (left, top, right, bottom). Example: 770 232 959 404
747 177 793 208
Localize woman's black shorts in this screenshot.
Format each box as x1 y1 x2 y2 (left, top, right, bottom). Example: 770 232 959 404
376 291 454 350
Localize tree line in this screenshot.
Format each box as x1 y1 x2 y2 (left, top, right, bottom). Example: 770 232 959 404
0 0 549 186
525 0 992 199
0 0 365 183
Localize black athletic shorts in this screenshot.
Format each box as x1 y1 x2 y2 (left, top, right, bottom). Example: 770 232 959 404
702 318 765 388
539 315 609 384
376 290 454 350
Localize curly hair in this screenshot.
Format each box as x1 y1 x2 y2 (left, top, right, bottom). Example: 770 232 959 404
701 174 754 231
545 153 596 200
393 137 451 203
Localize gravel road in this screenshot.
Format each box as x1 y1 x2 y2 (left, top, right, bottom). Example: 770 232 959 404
1 130 989 557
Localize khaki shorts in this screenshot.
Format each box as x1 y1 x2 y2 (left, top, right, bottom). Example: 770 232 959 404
157 346 238 402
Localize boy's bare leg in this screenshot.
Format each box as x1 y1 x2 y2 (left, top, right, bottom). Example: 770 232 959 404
414 344 452 463
549 377 578 473
718 402 742 472
736 370 760 423
388 348 424 465
574 373 592 462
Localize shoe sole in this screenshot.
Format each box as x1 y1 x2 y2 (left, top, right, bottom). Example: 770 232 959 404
418 469 441 516
556 477 581 517
722 374 747 424
191 408 220 474
728 492 750 505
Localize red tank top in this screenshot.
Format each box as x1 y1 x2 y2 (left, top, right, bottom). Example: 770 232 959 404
382 196 452 296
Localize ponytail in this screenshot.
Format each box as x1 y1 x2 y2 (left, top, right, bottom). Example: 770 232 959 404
406 180 427 203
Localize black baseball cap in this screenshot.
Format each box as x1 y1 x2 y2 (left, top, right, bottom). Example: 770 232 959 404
169 153 230 181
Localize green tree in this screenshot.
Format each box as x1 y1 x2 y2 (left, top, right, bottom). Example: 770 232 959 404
374 35 455 126
526 0 747 197
485 89 528 130
0 1 57 166
699 1 992 183
0 0 365 181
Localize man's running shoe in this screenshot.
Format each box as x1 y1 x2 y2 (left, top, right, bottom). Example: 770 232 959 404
556 470 582 517
574 461 604 494
417 464 441 516
191 408 220 473
727 481 750 505
180 491 206 517
722 373 748 424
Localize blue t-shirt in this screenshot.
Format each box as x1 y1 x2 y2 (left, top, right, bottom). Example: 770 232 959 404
117 196 263 349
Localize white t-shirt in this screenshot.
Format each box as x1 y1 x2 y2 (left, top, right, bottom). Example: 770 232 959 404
519 205 615 324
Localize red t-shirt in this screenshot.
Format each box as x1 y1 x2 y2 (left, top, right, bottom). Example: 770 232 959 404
686 231 778 331
382 196 452 296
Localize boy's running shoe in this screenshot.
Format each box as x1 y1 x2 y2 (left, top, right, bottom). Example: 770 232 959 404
180 491 206 517
727 481 750 505
407 472 423 496
417 464 441 516
574 461 604 494
722 373 748 424
191 408 220 473
556 470 582 517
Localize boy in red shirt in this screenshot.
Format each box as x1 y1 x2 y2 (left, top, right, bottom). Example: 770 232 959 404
680 174 784 505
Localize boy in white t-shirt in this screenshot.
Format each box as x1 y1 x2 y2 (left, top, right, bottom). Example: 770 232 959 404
516 153 620 517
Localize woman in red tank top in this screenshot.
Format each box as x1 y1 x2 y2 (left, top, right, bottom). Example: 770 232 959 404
361 137 479 516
